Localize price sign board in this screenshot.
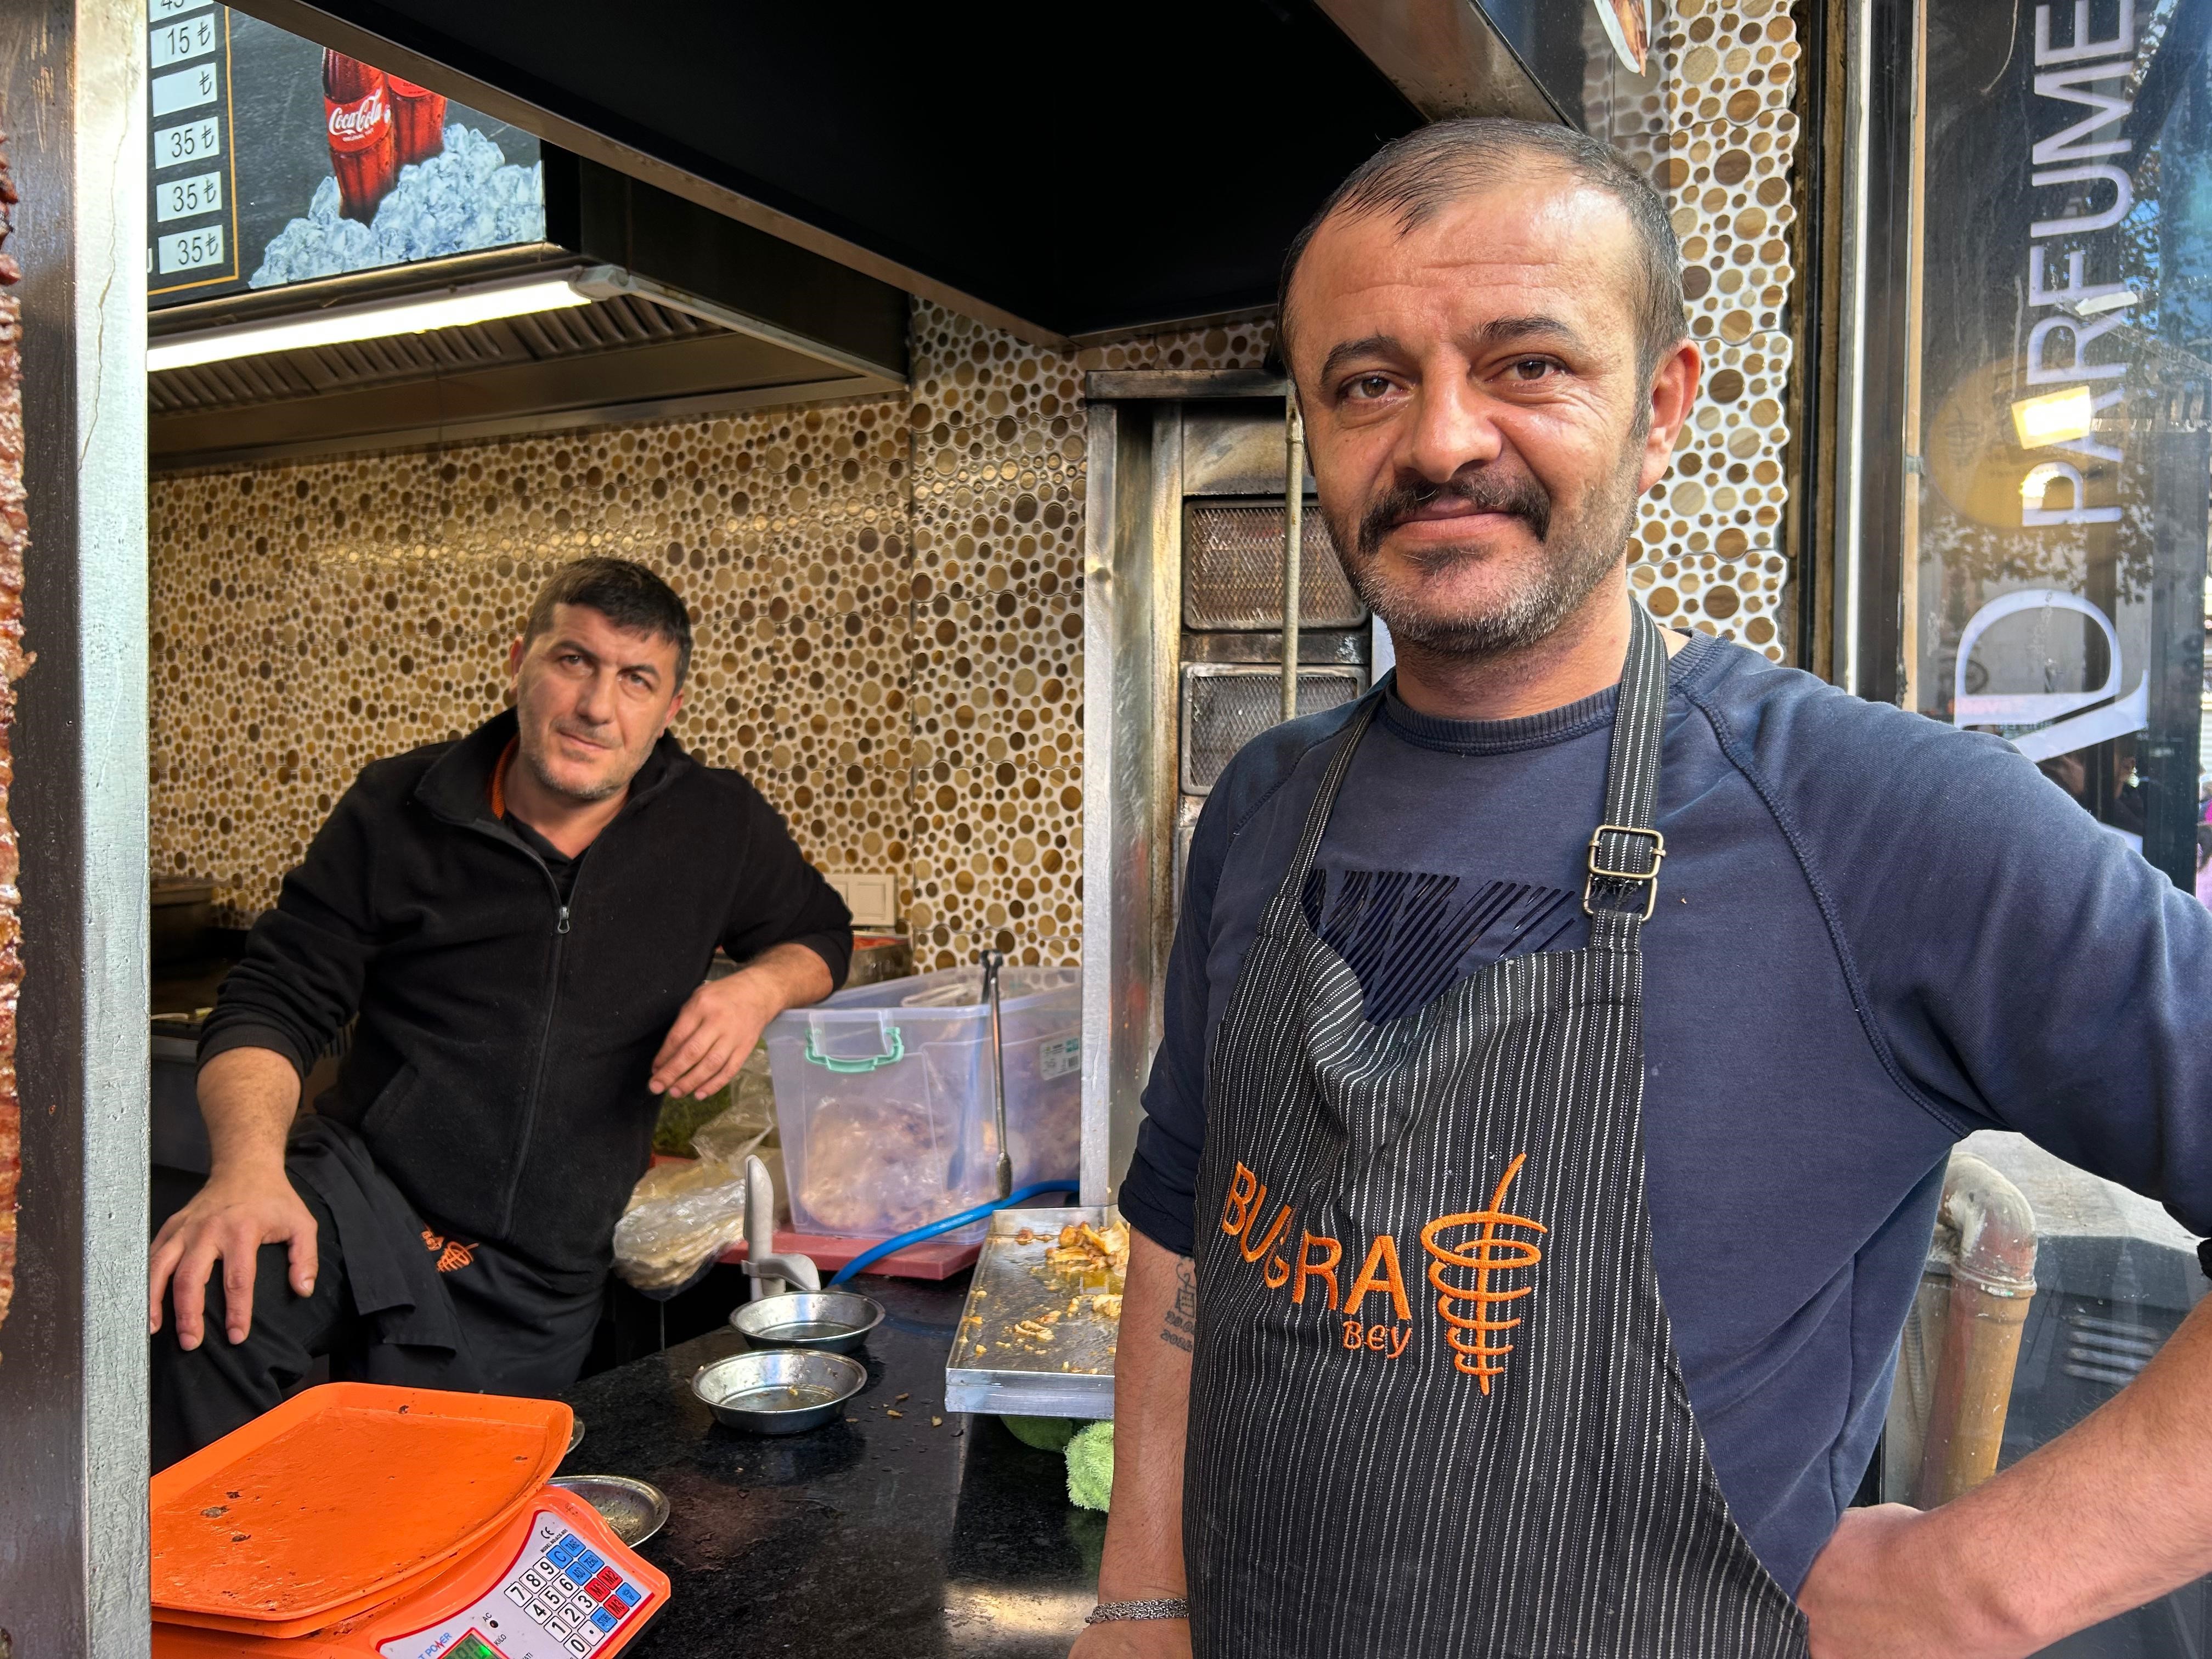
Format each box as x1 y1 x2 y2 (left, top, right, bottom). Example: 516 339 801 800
146 4 545 309
145 0 237 296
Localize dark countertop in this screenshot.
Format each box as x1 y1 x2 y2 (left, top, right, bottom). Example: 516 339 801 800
558 1275 1102 1657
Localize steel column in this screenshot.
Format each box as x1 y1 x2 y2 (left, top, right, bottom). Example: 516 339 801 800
0 0 151 1652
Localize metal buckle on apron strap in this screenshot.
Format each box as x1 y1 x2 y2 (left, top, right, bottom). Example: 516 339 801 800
1582 823 1667 921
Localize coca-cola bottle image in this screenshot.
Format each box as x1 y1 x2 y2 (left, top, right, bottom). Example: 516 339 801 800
387 76 447 168
323 50 396 223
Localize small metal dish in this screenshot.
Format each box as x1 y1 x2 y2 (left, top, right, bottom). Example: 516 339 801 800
728 1290 885 1355
566 1415 585 1456
693 1347 866 1435
549 1474 669 1547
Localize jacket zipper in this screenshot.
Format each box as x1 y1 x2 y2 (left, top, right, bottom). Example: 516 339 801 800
483 830 580 1236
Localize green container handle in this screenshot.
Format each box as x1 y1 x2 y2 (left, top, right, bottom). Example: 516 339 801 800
804 1022 905 1073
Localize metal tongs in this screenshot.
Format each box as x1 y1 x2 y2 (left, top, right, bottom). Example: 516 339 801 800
979 949 1013 1200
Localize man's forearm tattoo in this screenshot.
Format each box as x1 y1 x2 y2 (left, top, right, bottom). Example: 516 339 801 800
1161 1256 1197 1352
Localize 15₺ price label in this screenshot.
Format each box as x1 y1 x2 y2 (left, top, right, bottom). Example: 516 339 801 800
148 12 217 67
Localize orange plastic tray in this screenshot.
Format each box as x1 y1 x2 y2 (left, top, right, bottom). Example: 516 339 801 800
151 1383 572 1639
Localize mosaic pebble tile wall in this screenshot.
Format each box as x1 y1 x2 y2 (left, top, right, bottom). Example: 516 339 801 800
150 14 1804 963
1593 0 1802 656
149 399 922 940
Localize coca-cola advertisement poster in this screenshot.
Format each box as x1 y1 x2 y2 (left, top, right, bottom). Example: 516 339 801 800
147 2 545 308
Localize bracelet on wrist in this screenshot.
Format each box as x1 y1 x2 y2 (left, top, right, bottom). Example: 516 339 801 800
1086 1598 1190 1625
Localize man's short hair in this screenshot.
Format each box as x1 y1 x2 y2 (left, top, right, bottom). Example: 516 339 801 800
1277 117 1689 381
522 557 694 689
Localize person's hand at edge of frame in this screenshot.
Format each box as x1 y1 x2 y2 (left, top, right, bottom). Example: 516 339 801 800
149 1166 318 1349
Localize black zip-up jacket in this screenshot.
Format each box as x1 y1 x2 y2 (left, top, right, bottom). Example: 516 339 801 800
199 709 853 1273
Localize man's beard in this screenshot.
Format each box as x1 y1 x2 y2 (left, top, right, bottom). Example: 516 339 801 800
1329 456 1641 660
521 730 628 804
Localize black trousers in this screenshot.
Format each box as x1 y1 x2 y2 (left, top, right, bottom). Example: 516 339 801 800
149 1153 604 1473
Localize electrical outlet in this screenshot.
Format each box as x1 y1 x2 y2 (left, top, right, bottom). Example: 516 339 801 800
826 871 898 929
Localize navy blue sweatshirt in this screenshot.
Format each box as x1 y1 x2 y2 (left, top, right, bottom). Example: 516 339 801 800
1122 633 2212 1595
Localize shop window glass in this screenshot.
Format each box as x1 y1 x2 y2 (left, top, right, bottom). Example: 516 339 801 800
1912 0 2210 890
1891 4 2211 1651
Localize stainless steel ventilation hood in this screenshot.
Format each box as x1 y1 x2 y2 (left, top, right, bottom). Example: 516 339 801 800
149 154 909 471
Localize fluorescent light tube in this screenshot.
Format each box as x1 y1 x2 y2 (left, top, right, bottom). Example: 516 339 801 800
148 273 594 373
2010 385 2097 449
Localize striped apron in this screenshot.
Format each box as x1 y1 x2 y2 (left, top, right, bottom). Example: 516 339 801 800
1184 607 1808 1658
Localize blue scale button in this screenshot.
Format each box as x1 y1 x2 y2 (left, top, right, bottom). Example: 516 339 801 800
548 1536 582 1567
591 1609 618 1633
613 1585 641 1609
573 1551 604 1578
561 1560 587 1585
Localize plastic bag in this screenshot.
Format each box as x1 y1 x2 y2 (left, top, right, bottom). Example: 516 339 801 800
651 1043 777 1158
690 1051 777 1167
612 1155 748 1295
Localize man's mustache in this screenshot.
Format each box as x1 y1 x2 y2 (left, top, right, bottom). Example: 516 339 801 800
1356 470 1553 557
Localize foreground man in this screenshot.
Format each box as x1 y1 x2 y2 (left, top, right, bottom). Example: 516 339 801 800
1080 122 2212 1658
150 556 850 1468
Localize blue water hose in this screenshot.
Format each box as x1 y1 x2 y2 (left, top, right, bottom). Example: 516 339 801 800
828 1181 1080 1286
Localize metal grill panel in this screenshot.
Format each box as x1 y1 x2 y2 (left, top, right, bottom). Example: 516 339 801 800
1183 498 1366 631
1180 664 1364 796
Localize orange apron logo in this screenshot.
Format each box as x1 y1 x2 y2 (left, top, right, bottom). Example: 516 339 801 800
420 1228 478 1274
1220 1155 1544 1390
1419 1153 1546 1393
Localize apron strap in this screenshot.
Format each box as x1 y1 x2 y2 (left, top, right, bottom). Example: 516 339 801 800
1583 604 1671 950
1259 694 1381 934
1259 602 1672 945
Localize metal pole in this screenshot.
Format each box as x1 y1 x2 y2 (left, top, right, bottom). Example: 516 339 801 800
1282 396 1304 723
0 1 151 1651
979 950 1012 1200
1829 0 1875 692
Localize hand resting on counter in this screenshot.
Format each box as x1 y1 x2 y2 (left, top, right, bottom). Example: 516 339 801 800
648 940 834 1101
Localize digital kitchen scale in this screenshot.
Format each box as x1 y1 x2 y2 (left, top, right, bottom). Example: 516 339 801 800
150 1384 669 1659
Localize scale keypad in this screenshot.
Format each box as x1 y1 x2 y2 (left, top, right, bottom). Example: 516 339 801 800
381 1509 655 1658
499 1530 643 1652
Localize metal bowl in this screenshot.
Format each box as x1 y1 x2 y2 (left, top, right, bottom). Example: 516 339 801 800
693 1347 866 1435
728 1290 886 1355
549 1475 669 1547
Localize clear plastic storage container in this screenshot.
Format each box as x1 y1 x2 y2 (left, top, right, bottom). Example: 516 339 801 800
764 965 1082 1240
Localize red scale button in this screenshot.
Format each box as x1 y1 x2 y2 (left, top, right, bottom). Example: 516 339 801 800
585 1567 623 1602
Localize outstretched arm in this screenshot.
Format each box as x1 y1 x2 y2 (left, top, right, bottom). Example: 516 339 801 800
1070 1229 1195 1658
1801 1289 2212 1656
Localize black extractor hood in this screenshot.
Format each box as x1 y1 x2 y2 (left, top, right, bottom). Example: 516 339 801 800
222 0 1564 343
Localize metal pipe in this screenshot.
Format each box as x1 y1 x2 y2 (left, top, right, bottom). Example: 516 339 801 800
1829 0 1876 691
980 949 1013 1199
1282 396 1304 723
742 1153 820 1299
1914 1153 2038 1507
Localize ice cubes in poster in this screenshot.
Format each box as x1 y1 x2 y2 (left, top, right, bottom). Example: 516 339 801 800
249 125 545 289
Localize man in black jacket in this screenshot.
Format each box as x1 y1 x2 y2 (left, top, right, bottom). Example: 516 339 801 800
148 556 852 1468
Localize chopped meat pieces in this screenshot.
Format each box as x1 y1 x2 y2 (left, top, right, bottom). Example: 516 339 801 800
0 134 29 1348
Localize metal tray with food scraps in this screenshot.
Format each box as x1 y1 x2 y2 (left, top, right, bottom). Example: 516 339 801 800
944 1206 1125 1419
